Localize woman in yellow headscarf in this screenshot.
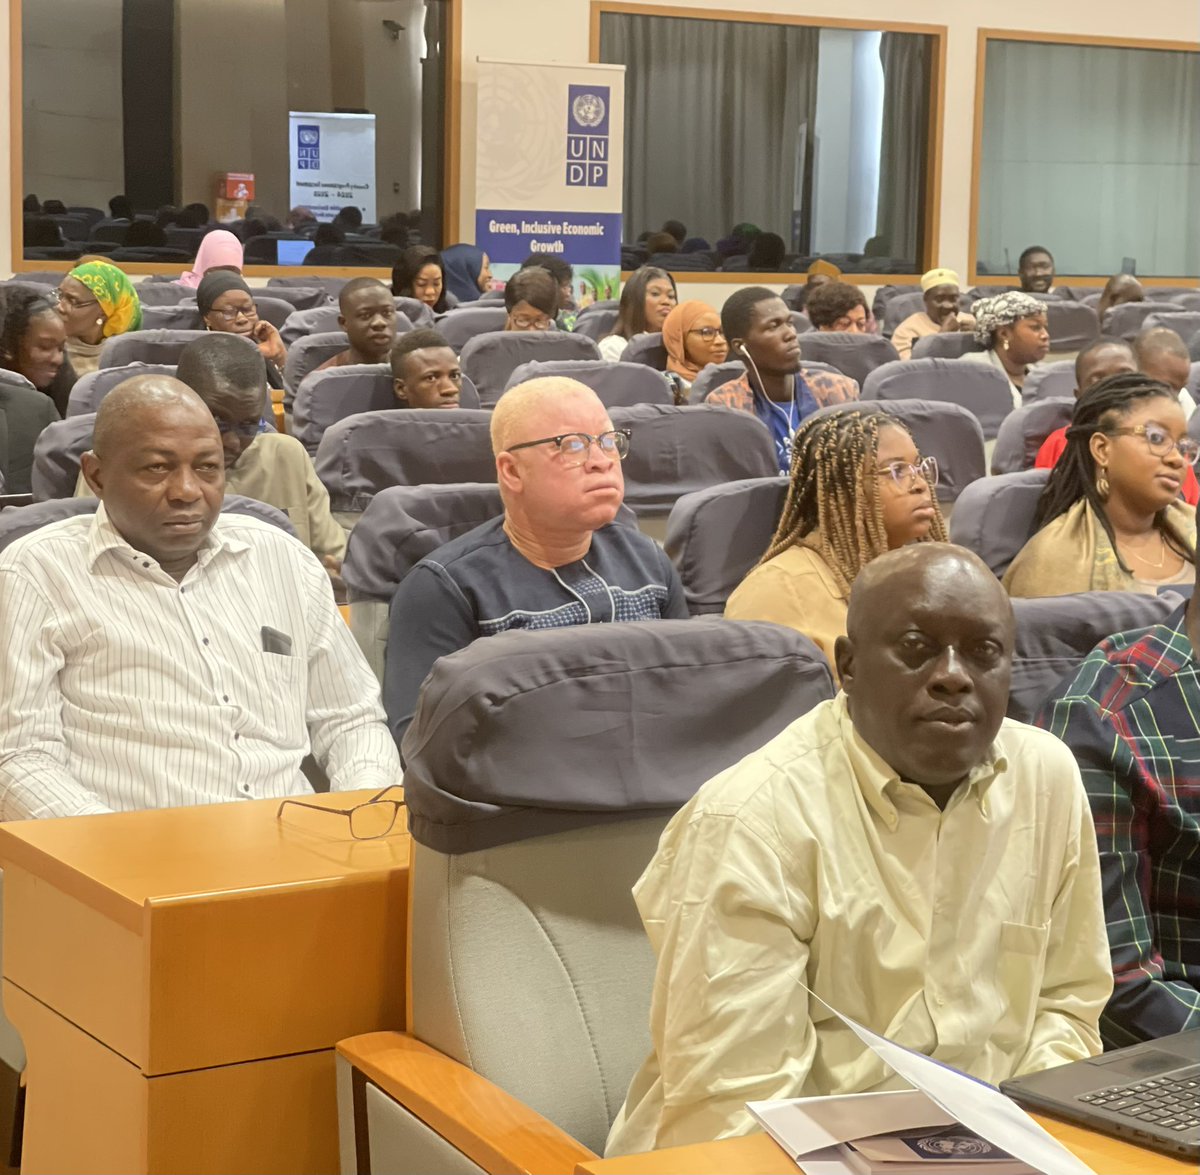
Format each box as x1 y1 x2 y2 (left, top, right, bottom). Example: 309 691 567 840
53 260 143 376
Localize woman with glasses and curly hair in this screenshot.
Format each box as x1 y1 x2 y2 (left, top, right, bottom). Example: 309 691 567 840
1004 373 1196 597
725 408 945 679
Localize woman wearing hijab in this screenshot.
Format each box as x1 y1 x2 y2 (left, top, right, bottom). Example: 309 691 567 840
177 229 245 290
661 300 728 402
961 291 1050 407
54 260 143 377
196 271 287 389
440 244 492 304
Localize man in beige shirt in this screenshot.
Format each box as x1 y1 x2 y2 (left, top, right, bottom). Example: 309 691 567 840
607 544 1111 1156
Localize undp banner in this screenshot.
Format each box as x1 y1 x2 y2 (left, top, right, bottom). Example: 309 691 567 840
289 111 377 224
475 59 625 307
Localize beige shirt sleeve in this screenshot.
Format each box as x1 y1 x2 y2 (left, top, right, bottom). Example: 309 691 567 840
300 453 348 562
891 315 927 361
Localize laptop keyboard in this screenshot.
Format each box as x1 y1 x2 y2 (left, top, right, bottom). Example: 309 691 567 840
1078 1068 1200 1133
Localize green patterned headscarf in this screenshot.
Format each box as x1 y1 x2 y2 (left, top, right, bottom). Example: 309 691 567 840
67 261 143 336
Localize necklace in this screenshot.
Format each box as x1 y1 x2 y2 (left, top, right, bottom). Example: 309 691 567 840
1120 531 1172 571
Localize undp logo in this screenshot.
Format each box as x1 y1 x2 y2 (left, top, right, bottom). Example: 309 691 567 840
566 85 610 188
297 124 320 171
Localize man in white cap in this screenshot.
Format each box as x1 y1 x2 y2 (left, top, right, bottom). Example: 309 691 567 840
891 268 976 360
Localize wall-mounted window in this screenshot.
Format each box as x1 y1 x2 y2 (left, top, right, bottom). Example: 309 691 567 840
974 34 1200 279
594 4 943 277
16 0 453 272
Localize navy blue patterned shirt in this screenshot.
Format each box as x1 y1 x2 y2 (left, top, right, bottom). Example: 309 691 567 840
384 517 687 748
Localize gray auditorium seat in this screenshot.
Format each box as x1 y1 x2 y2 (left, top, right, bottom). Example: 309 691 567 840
1008 592 1182 723
67 363 177 416
1021 360 1076 404
572 304 619 341
691 360 746 402
282 331 349 406
99 330 207 368
664 476 789 615
620 332 669 371
393 297 436 329
911 332 985 360
803 398 986 506
1145 311 1200 345
991 398 1074 475
314 408 496 514
794 332 899 386
134 283 197 307
881 291 926 336
281 305 414 348
292 365 481 455
259 285 334 311
1044 301 1100 352
268 276 348 297
252 295 297 331
460 331 601 406
337 618 834 1170
31 414 96 500
607 403 776 520
861 357 1014 439
1102 300 1185 340
502 359 671 408
0 493 296 554
141 304 203 331
949 468 1050 577
436 306 508 351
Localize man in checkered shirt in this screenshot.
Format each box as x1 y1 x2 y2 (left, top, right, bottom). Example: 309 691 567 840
1038 555 1200 1047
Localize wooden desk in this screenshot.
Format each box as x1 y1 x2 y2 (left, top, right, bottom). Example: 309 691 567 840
577 1117 1195 1175
0 791 409 1174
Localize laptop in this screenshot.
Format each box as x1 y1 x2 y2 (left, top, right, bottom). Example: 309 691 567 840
276 239 311 266
1000 1029 1199 1160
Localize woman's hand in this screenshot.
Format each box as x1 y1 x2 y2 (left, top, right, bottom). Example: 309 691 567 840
252 320 287 367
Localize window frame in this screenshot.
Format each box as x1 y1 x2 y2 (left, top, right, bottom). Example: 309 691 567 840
7 0 464 279
589 1 948 287
968 28 1200 289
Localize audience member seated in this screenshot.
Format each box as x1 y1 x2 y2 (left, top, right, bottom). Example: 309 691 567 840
177 229 244 290
660 300 727 402
707 287 858 474
660 218 687 246
643 231 678 256
503 266 558 332
383 377 688 747
54 260 143 378
391 245 449 313
725 410 944 678
962 292 1050 407
315 278 398 370
522 253 576 328
0 376 398 818
0 344 59 496
747 231 786 272
607 543 1111 1154
1097 273 1144 320
599 267 677 362
892 267 976 360
176 202 210 229
287 206 317 232
1037 539 1200 1047
441 243 492 304
175 335 346 571
197 271 287 389
0 287 73 415
108 195 134 221
389 329 462 409
125 221 167 248
1004 374 1196 597
331 205 363 234
784 259 841 312
806 281 869 333
1018 244 1056 294
1135 326 1195 417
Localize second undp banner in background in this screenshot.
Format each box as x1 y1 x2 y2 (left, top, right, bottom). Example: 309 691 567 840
475 59 625 308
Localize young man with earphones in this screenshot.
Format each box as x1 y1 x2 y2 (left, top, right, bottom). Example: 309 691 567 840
707 287 859 474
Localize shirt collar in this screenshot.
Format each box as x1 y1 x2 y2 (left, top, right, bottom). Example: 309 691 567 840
833 693 1008 825
86 501 250 573
1144 601 1195 675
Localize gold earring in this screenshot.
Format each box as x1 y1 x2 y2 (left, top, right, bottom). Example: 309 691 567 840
1096 467 1110 499
1002 338 1010 352
96 317 104 326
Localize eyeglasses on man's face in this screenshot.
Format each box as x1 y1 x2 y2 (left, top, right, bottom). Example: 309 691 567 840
276 785 406 840
506 429 632 468
1103 423 1200 466
874 455 939 488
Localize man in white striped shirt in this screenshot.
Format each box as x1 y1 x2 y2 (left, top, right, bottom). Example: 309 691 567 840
0 376 399 819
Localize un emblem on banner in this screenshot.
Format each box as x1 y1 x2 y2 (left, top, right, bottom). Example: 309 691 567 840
572 92 607 129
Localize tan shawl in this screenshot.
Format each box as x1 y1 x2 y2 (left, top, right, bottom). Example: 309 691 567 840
1003 499 1196 597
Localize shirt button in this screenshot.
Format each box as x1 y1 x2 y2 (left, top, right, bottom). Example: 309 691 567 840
203 638 210 646
142 561 150 568
936 995 946 1007
239 783 252 795
233 733 240 741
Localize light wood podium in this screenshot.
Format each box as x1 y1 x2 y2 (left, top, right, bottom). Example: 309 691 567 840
0 790 410 1174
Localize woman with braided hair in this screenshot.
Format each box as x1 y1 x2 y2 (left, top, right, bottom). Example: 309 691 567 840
1004 372 1196 597
725 408 945 678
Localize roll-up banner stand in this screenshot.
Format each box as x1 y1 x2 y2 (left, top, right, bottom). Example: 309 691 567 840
289 111 377 224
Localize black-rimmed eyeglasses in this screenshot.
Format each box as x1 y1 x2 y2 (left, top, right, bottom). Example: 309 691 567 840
506 429 632 468
276 785 406 840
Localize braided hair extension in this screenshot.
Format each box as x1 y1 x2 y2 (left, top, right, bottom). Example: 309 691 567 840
760 409 948 594
0 287 60 374
1034 371 1195 573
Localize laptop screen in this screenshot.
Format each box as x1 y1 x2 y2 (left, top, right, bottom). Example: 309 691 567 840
276 240 311 266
